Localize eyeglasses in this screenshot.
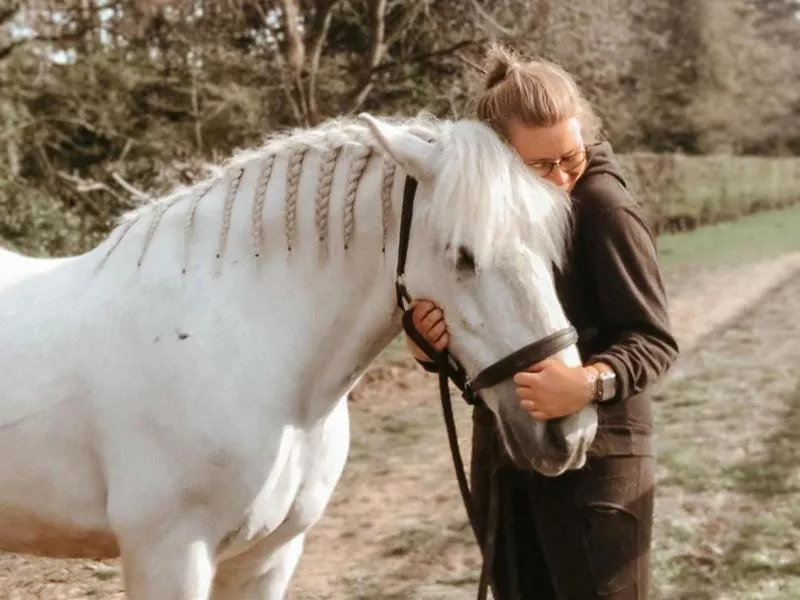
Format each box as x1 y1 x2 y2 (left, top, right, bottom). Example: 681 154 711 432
526 147 587 178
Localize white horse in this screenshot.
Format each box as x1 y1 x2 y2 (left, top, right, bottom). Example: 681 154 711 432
0 113 597 598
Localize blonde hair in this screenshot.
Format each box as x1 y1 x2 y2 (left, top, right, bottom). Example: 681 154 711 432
474 43 602 143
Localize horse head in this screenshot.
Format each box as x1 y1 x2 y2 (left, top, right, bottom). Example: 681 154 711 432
362 114 598 476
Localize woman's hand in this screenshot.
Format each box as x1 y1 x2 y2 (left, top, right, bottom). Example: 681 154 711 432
405 299 450 362
513 359 595 420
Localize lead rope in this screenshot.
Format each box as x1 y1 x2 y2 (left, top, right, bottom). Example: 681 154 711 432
402 312 499 600
478 468 501 598
501 471 520 600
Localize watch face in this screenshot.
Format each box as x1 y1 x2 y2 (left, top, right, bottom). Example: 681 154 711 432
599 371 616 400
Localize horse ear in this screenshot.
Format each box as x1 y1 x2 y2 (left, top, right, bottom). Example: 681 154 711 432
359 113 435 180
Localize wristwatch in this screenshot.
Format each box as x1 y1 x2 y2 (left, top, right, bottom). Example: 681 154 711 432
596 369 617 402
587 365 617 403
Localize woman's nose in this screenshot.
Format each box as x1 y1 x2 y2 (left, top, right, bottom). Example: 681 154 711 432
547 167 570 188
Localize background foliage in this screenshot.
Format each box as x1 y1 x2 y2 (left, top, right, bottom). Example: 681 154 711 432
1 0 799 255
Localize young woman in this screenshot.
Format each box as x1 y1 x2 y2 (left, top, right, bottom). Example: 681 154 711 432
407 44 679 599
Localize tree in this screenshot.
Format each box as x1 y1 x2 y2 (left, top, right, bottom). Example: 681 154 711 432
3 0 799 256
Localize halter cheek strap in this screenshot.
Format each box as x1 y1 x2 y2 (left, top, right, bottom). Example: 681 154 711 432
394 176 417 311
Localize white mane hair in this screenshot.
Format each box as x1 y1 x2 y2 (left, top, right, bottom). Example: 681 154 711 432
420 119 571 271
114 113 571 271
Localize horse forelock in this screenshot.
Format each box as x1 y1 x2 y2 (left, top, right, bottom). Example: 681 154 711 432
425 120 571 272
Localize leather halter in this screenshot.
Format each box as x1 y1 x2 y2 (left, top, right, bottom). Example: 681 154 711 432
394 175 578 599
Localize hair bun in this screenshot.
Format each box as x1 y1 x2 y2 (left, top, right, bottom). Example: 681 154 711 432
482 42 518 90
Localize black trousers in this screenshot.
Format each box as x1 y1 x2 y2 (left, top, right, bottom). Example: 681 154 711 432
470 408 654 600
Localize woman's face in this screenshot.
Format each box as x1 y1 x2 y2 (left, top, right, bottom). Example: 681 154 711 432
506 116 587 194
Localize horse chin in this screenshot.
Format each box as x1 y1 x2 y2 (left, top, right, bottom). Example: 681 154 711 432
515 438 591 477
489 392 597 477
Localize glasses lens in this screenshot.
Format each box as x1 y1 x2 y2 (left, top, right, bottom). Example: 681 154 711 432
528 147 587 177
530 162 554 177
562 149 586 172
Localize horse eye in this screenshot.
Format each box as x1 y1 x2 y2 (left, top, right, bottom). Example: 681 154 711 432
456 246 476 273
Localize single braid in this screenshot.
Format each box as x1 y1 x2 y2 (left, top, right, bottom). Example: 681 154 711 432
137 200 174 267
98 215 139 270
216 167 245 261
380 159 396 253
284 146 308 252
315 146 342 257
250 154 276 258
343 147 372 250
183 180 217 274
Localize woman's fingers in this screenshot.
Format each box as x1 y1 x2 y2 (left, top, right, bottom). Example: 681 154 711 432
411 302 436 328
421 307 443 329
432 332 450 352
408 299 449 351
428 319 447 340
411 299 435 318
417 318 449 353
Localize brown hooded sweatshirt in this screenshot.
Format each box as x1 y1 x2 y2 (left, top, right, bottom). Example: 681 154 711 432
556 141 679 456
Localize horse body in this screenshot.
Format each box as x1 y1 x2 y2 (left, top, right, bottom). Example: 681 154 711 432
0 114 597 598
0 143 399 594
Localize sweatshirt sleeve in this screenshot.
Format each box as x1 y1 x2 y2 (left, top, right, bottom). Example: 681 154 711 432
584 201 680 402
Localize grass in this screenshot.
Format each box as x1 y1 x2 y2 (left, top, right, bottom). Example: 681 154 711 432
656 204 800 268
651 272 800 599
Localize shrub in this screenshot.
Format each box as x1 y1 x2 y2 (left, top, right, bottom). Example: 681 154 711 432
618 154 800 234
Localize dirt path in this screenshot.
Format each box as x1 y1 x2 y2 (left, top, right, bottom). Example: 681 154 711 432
1 252 799 599
651 268 800 599
662 252 800 355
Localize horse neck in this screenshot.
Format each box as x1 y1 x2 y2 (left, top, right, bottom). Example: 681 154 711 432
99 141 409 417
261 148 408 408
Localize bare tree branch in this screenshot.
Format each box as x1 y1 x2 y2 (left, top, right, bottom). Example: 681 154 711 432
369 38 489 76
191 72 203 151
345 0 387 114
110 171 149 201
259 15 306 125
55 170 117 217
0 1 20 26
0 37 26 60
305 0 338 124
469 0 518 37
277 5 304 72
277 0 311 124
382 0 426 47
